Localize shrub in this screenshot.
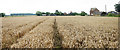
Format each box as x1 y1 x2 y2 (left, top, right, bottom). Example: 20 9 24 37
114 14 120 17
80 11 87 16
46 12 50 16
101 12 107 16
36 11 42 16
107 13 120 17
0 13 5 17
107 13 115 17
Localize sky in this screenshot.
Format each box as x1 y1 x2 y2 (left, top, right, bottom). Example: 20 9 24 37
0 0 119 15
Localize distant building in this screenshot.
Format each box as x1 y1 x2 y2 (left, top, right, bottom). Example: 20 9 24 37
90 8 100 16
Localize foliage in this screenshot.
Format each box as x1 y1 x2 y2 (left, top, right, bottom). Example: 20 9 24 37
107 13 120 17
80 11 87 16
50 13 56 16
0 13 5 17
35 10 88 16
107 13 115 16
72 12 78 16
56 46 61 48
41 12 45 14
112 14 120 17
36 11 42 16
114 4 120 12
46 12 50 16
114 4 120 17
69 12 79 16
101 12 107 16
54 10 63 16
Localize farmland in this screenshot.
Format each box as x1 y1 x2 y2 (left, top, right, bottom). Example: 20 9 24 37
1 16 118 48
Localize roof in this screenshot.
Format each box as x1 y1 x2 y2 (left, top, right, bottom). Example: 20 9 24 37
91 8 98 11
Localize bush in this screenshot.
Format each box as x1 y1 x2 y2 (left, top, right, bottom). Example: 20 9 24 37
101 12 107 16
115 14 120 17
36 11 42 16
80 11 87 16
107 13 115 17
72 12 79 16
107 13 120 17
0 13 5 17
46 12 50 16
54 12 60 16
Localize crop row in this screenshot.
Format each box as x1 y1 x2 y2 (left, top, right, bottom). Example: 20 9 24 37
2 16 43 32
11 17 55 48
2 17 48 48
56 17 118 48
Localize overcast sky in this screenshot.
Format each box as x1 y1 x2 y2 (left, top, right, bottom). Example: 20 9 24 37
0 0 119 15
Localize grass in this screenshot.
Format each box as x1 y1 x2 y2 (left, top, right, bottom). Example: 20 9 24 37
56 46 62 48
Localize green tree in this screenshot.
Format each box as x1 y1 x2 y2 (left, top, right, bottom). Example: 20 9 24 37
72 12 79 16
36 11 42 16
55 10 59 13
42 12 45 14
114 4 120 13
60 12 64 16
80 11 87 16
54 10 61 16
59 11 63 16
114 3 120 17
46 12 50 16
101 12 107 16
0 13 5 17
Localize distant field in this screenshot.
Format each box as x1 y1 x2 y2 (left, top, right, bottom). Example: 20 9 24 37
1 16 118 48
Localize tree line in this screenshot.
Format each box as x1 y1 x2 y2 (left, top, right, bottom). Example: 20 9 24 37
36 10 87 16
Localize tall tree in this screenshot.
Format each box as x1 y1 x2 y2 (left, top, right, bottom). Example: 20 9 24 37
55 10 59 13
36 11 42 16
0 13 5 17
46 12 50 16
114 4 120 14
55 10 61 16
80 11 87 16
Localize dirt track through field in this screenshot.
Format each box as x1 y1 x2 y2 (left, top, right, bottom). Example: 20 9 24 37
53 17 62 48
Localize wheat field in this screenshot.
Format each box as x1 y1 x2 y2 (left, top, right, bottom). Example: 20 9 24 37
1 16 119 48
